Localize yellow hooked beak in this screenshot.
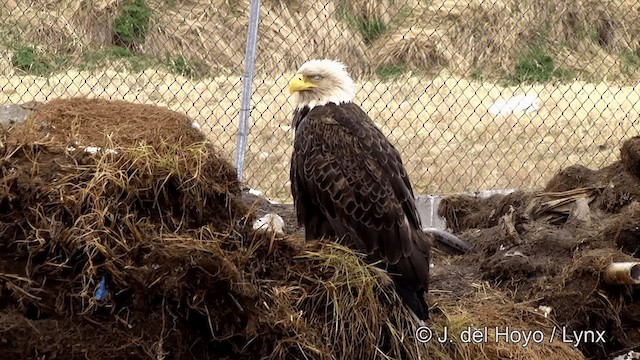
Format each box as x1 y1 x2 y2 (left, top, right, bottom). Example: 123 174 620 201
288 74 317 94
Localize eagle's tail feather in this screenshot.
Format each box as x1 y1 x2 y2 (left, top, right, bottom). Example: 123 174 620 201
394 281 429 320
391 229 431 320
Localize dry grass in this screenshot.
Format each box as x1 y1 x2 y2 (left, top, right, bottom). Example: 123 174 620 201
5 104 586 358
373 0 640 80
2 0 120 56
0 116 588 358
335 0 415 26
2 68 639 202
0 0 370 77
0 50 12 76
427 282 586 360
0 100 427 359
434 173 640 358
3 0 640 80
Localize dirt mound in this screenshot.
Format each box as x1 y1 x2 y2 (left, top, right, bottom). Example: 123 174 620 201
438 137 640 359
0 98 441 360
10 97 207 149
543 138 640 213
437 191 533 233
0 98 591 359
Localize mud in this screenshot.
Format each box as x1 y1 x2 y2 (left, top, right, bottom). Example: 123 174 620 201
2 98 638 359
436 138 640 358
0 99 432 360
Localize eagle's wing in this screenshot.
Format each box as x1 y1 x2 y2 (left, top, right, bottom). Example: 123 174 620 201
290 102 423 264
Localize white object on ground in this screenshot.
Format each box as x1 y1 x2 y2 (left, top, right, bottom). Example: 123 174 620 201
603 262 640 285
252 213 285 235
612 351 640 360
488 94 539 116
537 305 552 318
67 145 118 155
248 188 281 204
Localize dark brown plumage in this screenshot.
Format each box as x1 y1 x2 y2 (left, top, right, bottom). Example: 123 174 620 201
289 87 432 320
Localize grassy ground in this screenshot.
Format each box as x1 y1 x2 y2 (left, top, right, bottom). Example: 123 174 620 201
2 0 640 201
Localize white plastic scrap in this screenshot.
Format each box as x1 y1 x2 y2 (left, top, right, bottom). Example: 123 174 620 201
248 188 281 204
84 146 118 155
67 145 118 155
252 213 285 235
612 351 640 360
504 250 526 258
537 305 552 318
488 94 539 116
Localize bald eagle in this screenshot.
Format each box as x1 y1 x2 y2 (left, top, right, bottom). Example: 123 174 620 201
288 59 431 320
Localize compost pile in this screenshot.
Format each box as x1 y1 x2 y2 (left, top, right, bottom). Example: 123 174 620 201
0 98 429 360
438 137 640 359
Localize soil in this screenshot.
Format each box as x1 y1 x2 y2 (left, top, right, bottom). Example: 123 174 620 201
1 98 639 359
0 98 255 359
244 139 640 359
0 98 433 360
434 139 640 359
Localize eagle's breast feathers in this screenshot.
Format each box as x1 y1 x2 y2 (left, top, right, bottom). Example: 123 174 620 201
291 102 422 264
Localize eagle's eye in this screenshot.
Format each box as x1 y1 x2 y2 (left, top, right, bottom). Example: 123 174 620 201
311 75 322 82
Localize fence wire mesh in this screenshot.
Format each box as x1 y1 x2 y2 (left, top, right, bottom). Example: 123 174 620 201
2 0 640 202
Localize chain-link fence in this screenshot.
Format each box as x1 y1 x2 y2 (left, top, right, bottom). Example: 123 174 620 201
2 0 640 202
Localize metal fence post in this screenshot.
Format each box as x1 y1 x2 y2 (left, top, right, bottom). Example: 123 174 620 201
234 0 261 183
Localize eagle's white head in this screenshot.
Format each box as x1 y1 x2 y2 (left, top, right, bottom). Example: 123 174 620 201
288 59 356 110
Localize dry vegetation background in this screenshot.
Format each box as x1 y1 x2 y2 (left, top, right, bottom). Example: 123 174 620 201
2 2 640 359
2 0 640 201
1 97 600 359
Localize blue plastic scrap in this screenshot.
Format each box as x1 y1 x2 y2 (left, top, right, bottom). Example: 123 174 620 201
94 276 108 301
